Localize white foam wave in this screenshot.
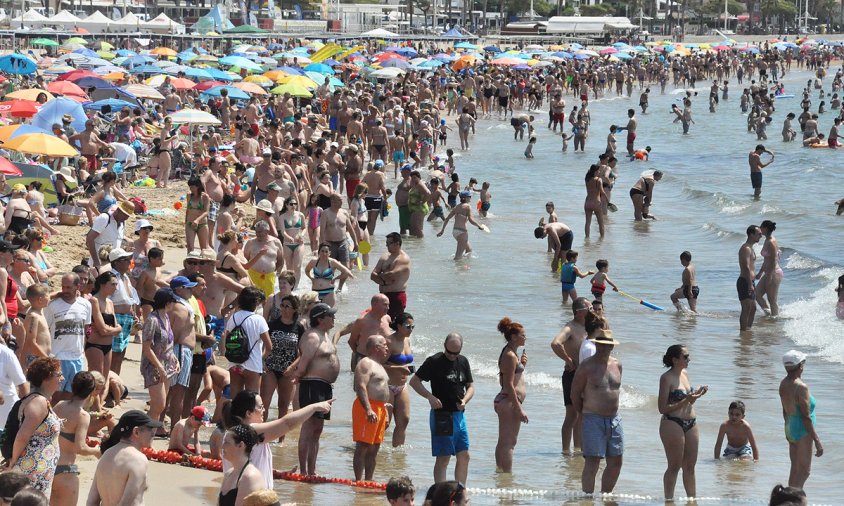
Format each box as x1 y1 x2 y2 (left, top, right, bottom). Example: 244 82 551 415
785 253 824 271
781 273 844 365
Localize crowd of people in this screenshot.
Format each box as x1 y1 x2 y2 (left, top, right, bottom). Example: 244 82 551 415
0 32 837 506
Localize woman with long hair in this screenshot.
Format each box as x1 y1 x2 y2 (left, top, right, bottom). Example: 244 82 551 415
140 288 180 435
384 312 415 447
184 176 211 252
218 425 265 506
84 272 123 387
216 231 250 285
658 344 709 500
493 317 529 473
756 219 783 316
23 230 56 285
584 164 607 239
156 117 178 188
278 197 306 286
261 294 304 432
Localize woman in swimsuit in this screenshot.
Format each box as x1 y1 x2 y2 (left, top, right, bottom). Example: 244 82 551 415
407 170 431 238
658 344 709 501
85 272 123 389
314 171 335 210
584 164 607 239
184 176 211 253
218 424 265 506
630 170 663 221
384 312 415 447
756 219 783 316
25 230 56 285
304 243 354 308
4 185 37 236
305 193 322 254
25 181 46 220
349 184 371 267
156 117 178 188
88 171 127 225
9 249 36 300
51 371 101 504
494 317 529 473
779 350 823 488
216 231 250 285
279 197 306 287
261 294 305 438
131 219 162 281
438 191 484 260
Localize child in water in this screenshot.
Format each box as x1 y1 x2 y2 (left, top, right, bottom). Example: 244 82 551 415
478 182 492 217
714 400 759 461
544 202 558 252
524 137 536 159
561 132 573 153
560 250 594 304
590 259 619 301
670 250 699 312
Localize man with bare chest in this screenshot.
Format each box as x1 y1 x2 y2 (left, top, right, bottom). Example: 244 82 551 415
320 194 358 271
370 232 411 322
243 221 284 298
361 161 388 235
347 294 392 370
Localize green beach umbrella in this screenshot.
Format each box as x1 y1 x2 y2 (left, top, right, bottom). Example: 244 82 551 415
224 25 268 34
270 82 313 98
31 38 59 47
65 37 88 45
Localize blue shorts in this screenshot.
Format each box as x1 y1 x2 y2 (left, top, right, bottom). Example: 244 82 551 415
393 150 405 163
254 189 268 205
429 410 469 457
561 282 576 292
171 344 193 388
60 359 84 392
582 413 624 458
329 117 338 131
113 313 134 353
723 443 753 458
750 171 762 189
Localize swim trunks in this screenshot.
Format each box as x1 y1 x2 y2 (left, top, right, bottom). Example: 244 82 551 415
328 240 349 264
248 269 278 299
562 369 575 406
299 378 333 420
723 443 753 458
736 277 754 301
560 230 574 250
626 132 636 145
750 171 763 189
383 291 407 322
683 285 700 300
364 195 383 211
429 410 469 457
352 398 389 445
582 413 624 458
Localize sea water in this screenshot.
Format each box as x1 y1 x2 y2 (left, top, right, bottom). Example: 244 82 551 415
261 68 843 505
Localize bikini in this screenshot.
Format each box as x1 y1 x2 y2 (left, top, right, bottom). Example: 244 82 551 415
186 196 208 230
218 460 249 506
760 247 784 280
312 263 335 299
663 388 697 432
217 253 239 275
85 312 116 355
283 215 304 251
494 345 525 404
387 352 414 396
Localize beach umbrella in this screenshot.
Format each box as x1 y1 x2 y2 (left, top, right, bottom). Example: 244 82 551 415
0 157 23 177
275 66 305 76
31 38 59 47
56 69 96 82
43 65 76 75
150 47 177 57
47 81 87 98
74 76 111 88
183 68 214 80
219 55 263 72
578 49 599 57
277 75 318 89
1 133 79 157
204 68 236 82
129 64 164 74
0 54 37 75
100 72 126 82
73 48 99 58
31 96 87 133
168 109 221 126
270 83 313 97
93 65 125 75
454 42 476 49
304 72 344 89
8 125 50 139
0 100 39 118
379 58 410 69
83 99 140 112
65 37 87 45
244 75 273 85
193 80 227 92
370 67 405 79
121 55 156 67
233 82 268 95
202 85 250 100
194 55 219 63
162 64 192 75
5 89 54 102
122 84 165 100
115 49 136 57
304 63 334 75
600 48 618 55
372 52 404 62
490 57 522 65
91 41 114 51
615 52 633 60
177 50 198 62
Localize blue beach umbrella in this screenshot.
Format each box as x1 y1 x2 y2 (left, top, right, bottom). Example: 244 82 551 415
121 55 156 67
184 67 214 80
129 64 162 74
454 42 476 49
73 48 99 58
74 76 111 88
205 68 236 81
304 63 334 74
84 99 141 111
0 54 36 75
115 49 136 57
304 72 344 89
202 85 250 100
615 52 633 60
177 50 198 62
9 125 51 140
483 45 500 52
32 97 87 133
277 65 305 76
219 55 263 72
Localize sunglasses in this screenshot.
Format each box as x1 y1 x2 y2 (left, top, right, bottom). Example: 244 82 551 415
186 260 200 266
444 348 460 356
280 303 295 309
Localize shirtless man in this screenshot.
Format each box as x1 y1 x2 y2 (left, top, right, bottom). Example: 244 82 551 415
370 232 412 323
616 109 637 157
748 144 774 198
352 335 392 481
243 97 263 135
534 220 574 273
278 93 294 123
70 120 110 174
163 89 182 113
344 144 363 201
86 410 161 506
550 297 591 455
201 158 227 236
243 221 284 299
291 303 340 476
337 101 353 141
326 142 345 191
197 252 245 318
235 130 261 167
253 150 286 204
320 194 358 271
570 329 623 494
347 294 392 371
738 225 763 331
550 95 566 132
361 160 388 235
167 276 199 429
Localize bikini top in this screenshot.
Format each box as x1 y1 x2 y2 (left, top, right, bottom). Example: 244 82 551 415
388 353 414 365
313 263 334 280
186 196 205 210
101 313 116 326
218 459 249 506
498 345 525 374
218 253 239 275
60 431 76 442
668 388 693 403
284 215 304 229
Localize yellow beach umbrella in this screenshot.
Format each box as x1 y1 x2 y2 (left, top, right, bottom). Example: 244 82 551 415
5 89 55 102
150 47 177 57
101 72 126 81
270 83 313 97
244 75 273 85
278 75 318 89
206 31 220 36
0 124 23 143
65 37 87 45
263 70 289 81
1 133 79 157
97 51 116 60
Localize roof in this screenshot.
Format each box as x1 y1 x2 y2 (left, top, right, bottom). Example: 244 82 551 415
546 16 634 34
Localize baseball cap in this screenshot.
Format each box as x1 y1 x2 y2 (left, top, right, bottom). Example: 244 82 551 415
116 410 163 430
782 350 807 367
190 406 211 424
170 275 197 290
400 164 412 172
262 148 272 156
310 303 337 319
374 159 385 168
330 141 339 148
108 248 132 262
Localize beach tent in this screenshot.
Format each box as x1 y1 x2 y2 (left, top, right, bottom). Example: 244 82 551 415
361 28 399 38
45 10 81 27
113 12 143 32
191 5 234 33
11 9 49 29
144 13 185 34
77 11 113 32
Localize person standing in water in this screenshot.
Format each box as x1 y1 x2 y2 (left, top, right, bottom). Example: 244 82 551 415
779 350 823 489
748 144 774 198
737 225 762 331
756 220 783 316
670 251 698 313
437 191 484 260
615 109 637 158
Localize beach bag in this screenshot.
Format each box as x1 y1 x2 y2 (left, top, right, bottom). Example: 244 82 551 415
1 393 46 460
224 314 256 364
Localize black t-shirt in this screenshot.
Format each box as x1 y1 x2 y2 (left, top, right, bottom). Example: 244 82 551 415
414 352 473 412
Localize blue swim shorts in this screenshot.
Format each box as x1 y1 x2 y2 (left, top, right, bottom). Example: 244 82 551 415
582 413 624 458
429 410 469 457
60 359 85 392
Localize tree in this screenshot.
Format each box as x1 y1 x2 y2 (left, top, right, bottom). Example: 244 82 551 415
700 0 747 15
580 3 614 15
417 0 431 28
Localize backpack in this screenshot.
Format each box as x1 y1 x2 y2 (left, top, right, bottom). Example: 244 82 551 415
129 197 146 214
224 313 256 364
1 393 46 460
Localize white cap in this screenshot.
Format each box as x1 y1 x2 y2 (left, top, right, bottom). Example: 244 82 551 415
134 219 153 233
782 350 807 367
330 141 339 148
108 248 132 262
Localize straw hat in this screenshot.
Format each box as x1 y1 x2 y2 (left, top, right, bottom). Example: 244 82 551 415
115 200 136 217
590 329 619 345
253 200 275 214
57 166 77 185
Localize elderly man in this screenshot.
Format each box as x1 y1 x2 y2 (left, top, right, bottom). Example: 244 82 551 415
320 193 358 272
85 201 135 268
352 335 391 481
551 297 591 455
167 276 200 429
86 410 162 506
570 329 624 495
347 294 392 371
410 333 474 485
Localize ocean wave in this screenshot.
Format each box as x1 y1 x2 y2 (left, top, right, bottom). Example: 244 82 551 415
759 203 805 218
701 223 744 240
781 274 844 365
783 251 826 270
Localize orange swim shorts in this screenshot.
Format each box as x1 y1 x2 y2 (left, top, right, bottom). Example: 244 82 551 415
352 398 388 445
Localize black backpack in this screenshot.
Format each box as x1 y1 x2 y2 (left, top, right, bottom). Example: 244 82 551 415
224 313 256 364
1 393 47 460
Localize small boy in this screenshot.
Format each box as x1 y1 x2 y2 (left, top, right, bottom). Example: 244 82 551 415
437 119 452 148
386 475 415 505
445 148 456 172
714 400 759 461
561 132 573 153
21 284 51 367
479 182 492 217
606 125 617 156
670 250 699 312
545 201 558 223
169 406 210 455
391 133 406 177
590 259 619 301
560 250 594 303
524 136 536 159
427 178 448 222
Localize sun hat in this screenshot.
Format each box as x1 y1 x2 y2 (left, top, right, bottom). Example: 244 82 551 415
590 329 620 345
254 200 275 214
107 248 132 262
782 349 807 367
115 200 136 217
57 166 77 184
134 219 153 234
